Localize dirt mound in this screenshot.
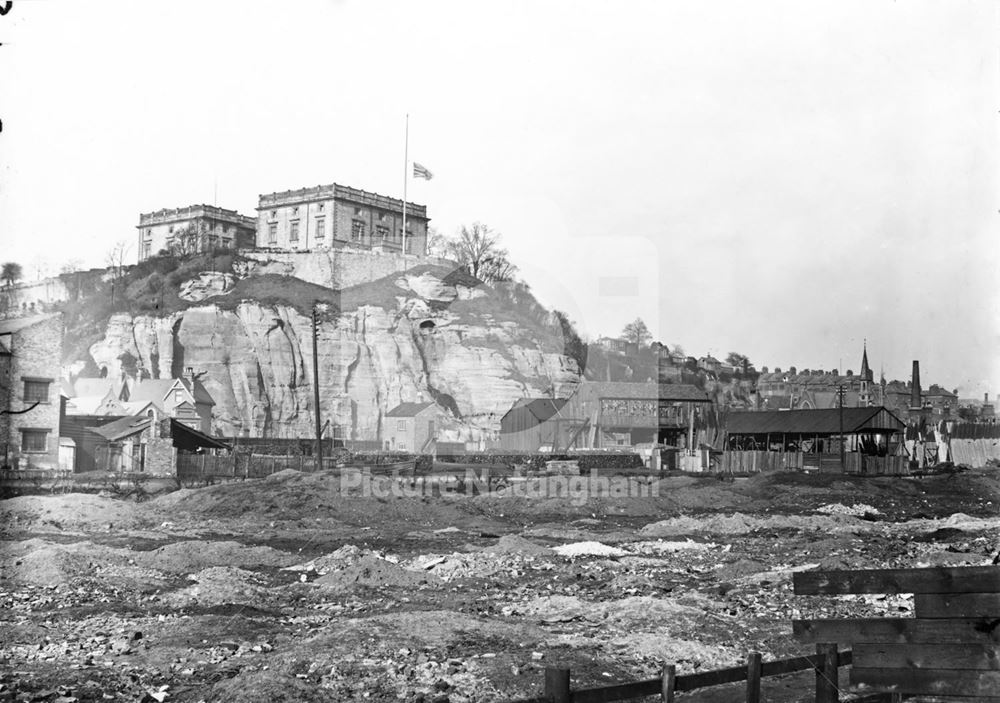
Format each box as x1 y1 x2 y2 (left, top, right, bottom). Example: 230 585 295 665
161 566 271 607
315 555 440 591
715 558 770 580
284 544 398 575
480 535 550 555
1 494 149 531
136 540 297 574
640 512 864 537
0 538 170 590
209 670 329 703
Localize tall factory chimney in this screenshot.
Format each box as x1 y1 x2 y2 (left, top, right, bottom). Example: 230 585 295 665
910 360 921 408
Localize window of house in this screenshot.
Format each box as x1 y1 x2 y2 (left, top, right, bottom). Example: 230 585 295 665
397 420 407 431
20 429 48 453
268 223 277 244
290 221 300 242
315 218 325 239
352 220 365 240
23 379 50 404
397 442 407 451
174 390 184 404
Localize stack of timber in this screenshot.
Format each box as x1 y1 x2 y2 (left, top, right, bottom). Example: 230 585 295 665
793 565 1000 699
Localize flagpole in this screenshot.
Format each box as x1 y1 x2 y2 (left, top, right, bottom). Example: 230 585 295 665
402 113 409 256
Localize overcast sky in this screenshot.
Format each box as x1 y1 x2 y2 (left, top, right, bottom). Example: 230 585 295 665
1 1 997 397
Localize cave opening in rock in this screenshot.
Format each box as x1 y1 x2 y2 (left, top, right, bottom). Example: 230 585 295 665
419 320 436 331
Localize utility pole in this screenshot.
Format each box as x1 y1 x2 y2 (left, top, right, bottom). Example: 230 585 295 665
312 303 323 471
838 384 846 472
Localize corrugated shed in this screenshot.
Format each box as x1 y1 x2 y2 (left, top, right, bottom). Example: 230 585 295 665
726 407 904 435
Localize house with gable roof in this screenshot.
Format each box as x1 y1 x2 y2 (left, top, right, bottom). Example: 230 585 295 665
384 401 436 452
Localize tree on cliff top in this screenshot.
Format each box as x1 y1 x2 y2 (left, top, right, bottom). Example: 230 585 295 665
725 351 752 370
438 222 518 284
1 262 22 288
621 317 652 346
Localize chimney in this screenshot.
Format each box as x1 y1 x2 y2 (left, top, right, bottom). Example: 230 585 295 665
910 361 921 408
184 366 195 386
986 392 990 405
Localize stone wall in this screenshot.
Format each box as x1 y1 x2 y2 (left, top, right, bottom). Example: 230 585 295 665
144 436 176 476
239 248 456 289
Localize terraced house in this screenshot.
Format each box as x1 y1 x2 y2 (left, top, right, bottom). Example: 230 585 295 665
0 314 64 470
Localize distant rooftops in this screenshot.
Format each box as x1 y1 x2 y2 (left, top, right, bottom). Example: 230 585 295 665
257 183 428 219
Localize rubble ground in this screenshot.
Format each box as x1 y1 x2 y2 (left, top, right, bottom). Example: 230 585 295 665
2 467 999 702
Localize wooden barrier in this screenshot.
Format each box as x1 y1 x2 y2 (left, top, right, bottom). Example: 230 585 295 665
511 647 853 703
793 565 1000 699
718 451 804 473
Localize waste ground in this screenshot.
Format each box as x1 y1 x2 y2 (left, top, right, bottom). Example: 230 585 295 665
2 468 999 702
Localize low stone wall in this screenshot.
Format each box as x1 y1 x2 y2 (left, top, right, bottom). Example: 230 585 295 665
239 248 457 289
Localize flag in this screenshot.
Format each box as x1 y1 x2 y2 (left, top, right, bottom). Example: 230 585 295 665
413 162 434 180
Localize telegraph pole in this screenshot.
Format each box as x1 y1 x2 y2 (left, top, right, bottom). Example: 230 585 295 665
312 303 323 471
838 384 846 472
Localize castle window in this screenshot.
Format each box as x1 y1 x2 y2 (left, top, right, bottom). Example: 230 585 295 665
271 210 277 218
378 213 387 222
20 429 48 453
354 207 363 217
376 225 389 241
318 202 325 212
289 221 300 242
268 223 277 244
315 218 326 239
292 207 299 216
351 220 365 240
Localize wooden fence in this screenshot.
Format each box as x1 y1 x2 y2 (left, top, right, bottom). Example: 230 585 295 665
949 438 1000 468
718 450 804 473
794 565 1000 699
511 646 854 703
0 468 74 482
174 453 417 481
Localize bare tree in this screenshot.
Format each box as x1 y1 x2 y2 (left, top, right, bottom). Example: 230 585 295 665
725 351 751 370
442 222 518 283
621 317 652 346
169 225 201 257
106 241 131 305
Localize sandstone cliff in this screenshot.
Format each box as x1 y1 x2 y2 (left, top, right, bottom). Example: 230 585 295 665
72 253 581 442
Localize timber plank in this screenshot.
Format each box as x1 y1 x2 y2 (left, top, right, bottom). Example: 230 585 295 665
793 566 1000 595
915 592 1000 619
793 618 1000 644
851 667 1000 696
854 643 1000 670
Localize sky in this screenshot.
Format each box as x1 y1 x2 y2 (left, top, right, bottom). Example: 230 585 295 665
0 0 997 397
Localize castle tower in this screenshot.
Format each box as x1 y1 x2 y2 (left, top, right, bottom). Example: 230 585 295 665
858 340 873 406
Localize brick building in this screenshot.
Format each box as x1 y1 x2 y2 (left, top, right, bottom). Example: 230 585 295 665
0 314 63 469
137 204 256 262
384 402 436 452
257 183 429 255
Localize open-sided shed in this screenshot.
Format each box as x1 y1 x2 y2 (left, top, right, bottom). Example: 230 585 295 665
725 406 904 455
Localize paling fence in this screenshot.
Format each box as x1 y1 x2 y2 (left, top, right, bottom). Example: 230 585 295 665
949 438 1000 467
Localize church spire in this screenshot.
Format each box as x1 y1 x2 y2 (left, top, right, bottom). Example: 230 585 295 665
860 339 872 382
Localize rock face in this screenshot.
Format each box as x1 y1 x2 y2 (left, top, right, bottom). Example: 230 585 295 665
82 260 581 442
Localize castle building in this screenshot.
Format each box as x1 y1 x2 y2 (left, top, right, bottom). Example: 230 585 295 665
256 183 429 255
137 205 256 262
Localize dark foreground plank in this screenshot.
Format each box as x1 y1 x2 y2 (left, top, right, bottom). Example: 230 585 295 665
793 618 1000 645
794 566 1000 595
851 667 1000 696
853 642 1000 671
915 592 1000 619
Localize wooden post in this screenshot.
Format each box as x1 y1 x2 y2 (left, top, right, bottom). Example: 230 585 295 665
661 663 676 703
815 643 839 703
746 651 762 703
544 667 571 703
